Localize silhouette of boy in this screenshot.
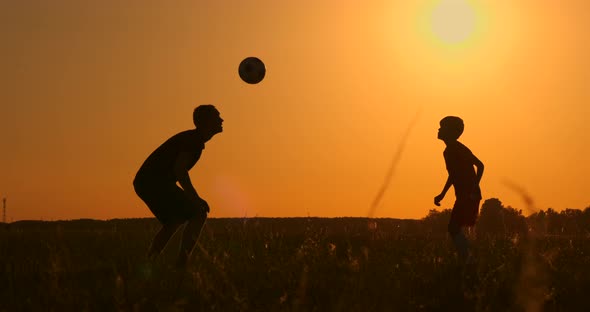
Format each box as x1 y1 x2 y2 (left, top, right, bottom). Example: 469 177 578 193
434 116 484 263
133 105 223 268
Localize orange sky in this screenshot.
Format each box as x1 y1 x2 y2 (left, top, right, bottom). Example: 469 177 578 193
1 0 588 221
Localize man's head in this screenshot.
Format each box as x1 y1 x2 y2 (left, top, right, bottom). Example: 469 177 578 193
438 116 464 142
193 105 223 137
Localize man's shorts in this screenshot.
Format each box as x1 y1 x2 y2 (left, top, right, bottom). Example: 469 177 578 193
449 195 481 230
133 180 203 225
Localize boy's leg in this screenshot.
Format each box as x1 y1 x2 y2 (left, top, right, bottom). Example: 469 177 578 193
448 220 470 263
449 196 480 264
148 221 184 259
176 211 207 268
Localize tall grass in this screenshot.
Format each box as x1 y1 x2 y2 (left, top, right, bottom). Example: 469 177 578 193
1 217 588 311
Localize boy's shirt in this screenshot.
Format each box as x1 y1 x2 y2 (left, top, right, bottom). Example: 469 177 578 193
443 141 481 199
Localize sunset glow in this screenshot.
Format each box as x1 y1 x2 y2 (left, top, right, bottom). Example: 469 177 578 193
1 1 588 221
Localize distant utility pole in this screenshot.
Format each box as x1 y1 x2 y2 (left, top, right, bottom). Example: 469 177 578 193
2 197 6 223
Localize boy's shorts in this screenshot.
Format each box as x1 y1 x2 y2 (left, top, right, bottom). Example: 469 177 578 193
134 180 204 225
449 195 481 230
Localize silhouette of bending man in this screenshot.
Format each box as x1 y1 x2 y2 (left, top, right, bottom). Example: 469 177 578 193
133 105 223 267
434 116 484 263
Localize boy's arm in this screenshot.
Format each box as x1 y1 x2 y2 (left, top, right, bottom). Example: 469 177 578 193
473 155 484 185
434 176 452 206
468 154 484 200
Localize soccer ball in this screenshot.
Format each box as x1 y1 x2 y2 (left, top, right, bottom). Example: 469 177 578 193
239 57 266 84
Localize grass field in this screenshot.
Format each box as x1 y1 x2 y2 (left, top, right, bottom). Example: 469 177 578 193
1 217 589 311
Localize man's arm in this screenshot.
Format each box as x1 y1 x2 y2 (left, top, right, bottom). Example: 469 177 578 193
174 151 209 212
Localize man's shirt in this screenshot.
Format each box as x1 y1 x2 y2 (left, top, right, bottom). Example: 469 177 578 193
135 130 204 186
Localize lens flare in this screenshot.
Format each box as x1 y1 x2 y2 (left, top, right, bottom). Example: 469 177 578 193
214 175 252 217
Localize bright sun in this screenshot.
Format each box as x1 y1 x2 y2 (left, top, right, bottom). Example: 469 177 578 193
430 0 476 44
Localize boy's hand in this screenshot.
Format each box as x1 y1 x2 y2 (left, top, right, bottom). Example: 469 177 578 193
434 194 444 206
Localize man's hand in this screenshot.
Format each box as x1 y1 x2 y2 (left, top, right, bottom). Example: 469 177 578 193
188 193 210 213
434 194 444 206
199 198 210 213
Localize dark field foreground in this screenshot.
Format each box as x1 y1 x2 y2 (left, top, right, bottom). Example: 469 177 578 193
1 218 589 311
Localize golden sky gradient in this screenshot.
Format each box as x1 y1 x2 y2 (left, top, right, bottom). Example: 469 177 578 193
1 0 588 221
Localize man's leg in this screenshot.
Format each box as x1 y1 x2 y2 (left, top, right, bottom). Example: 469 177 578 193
176 211 207 268
148 221 184 260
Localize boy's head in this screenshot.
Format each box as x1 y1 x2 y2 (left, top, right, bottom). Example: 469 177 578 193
438 116 464 141
193 104 223 135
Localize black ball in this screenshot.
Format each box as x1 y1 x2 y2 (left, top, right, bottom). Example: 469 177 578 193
239 57 266 84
